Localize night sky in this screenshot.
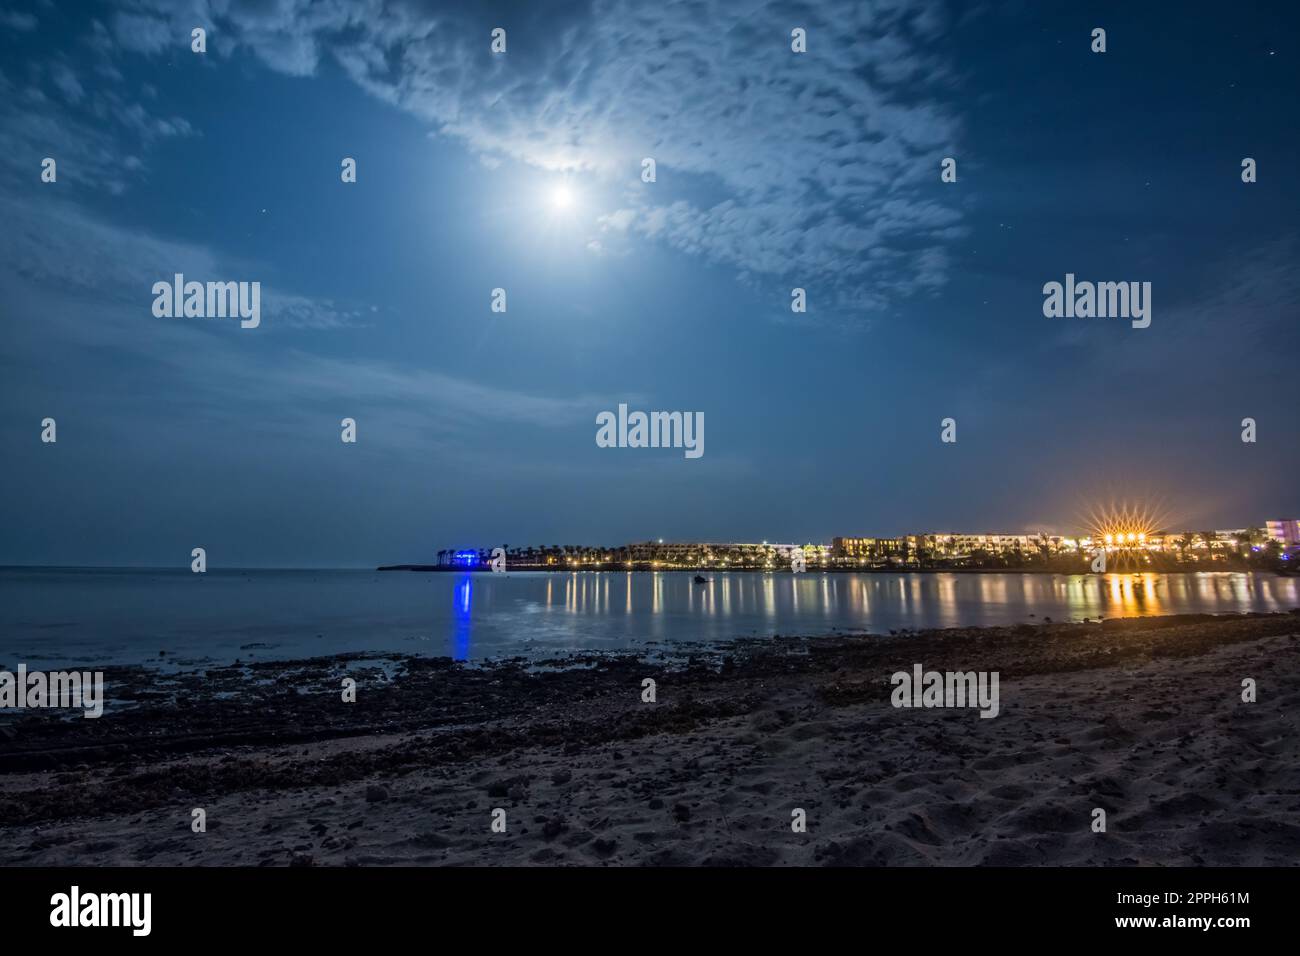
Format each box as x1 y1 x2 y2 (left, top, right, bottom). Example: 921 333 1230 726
1 0 1297 567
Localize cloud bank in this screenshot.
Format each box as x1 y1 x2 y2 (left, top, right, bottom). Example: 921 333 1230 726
104 0 967 319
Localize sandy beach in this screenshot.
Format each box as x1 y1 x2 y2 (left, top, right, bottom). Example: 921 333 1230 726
2 611 1298 866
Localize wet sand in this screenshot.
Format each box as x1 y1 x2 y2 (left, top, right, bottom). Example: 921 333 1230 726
2 612 1298 866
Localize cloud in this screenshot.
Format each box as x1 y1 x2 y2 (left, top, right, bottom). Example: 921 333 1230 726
105 0 967 322
0 192 365 331
1037 234 1300 372
109 11 175 54
0 9 38 31
263 291 366 330
0 190 624 445
49 62 85 103
0 0 971 413
0 45 196 194
271 352 615 430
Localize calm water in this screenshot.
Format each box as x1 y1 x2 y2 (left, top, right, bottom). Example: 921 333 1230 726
1 568 1298 669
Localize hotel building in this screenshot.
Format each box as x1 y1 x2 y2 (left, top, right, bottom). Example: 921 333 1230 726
1266 519 1300 548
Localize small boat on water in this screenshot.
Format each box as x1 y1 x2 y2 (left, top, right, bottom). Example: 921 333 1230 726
693 574 709 584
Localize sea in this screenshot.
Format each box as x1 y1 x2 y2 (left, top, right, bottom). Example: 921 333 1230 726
2 567 1297 670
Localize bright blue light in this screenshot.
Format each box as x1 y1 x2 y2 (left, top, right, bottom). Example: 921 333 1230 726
452 575 472 661
453 550 478 567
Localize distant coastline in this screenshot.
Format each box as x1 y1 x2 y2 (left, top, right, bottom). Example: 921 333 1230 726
412 528 1297 576
378 560 1295 575
377 556 1289 572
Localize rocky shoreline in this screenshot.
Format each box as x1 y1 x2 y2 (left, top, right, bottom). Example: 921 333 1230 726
2 612 1298 865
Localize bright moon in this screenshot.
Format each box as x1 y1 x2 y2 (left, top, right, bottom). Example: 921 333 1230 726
549 185 575 210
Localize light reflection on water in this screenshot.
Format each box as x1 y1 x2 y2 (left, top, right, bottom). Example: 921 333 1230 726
533 570 1296 626
1 569 1296 667
465 571 1298 661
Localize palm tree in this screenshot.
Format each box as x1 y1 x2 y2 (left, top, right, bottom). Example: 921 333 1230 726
1199 532 1218 559
1227 527 1263 562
